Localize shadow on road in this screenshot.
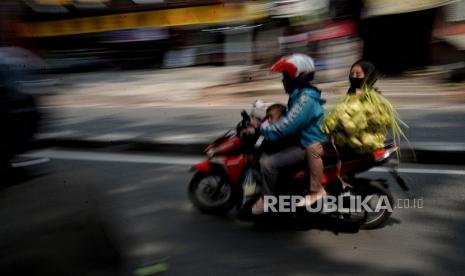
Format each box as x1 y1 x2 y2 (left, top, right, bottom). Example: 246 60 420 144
0 160 464 275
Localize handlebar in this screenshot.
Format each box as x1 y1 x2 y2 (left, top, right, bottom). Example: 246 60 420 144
241 110 250 123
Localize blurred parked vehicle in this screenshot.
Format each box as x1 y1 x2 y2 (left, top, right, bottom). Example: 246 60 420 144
0 47 41 167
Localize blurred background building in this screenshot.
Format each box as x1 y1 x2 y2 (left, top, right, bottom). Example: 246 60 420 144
0 0 464 81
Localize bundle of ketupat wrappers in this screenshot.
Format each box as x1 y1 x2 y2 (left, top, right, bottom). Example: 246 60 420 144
321 86 406 154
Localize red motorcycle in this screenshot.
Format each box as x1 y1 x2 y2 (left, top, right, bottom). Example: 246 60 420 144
189 103 409 229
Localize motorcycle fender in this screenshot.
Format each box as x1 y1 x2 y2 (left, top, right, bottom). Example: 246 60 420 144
191 160 211 173
190 157 246 186
350 178 389 189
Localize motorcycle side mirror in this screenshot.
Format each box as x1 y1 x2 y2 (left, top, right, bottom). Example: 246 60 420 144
241 110 250 122
253 99 266 109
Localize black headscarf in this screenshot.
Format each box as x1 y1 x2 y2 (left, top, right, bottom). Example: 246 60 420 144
348 60 378 94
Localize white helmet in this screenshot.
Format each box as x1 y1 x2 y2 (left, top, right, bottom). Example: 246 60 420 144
271 53 315 79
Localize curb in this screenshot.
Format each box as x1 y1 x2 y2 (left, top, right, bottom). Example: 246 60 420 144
31 138 465 165
31 138 206 155
396 147 464 165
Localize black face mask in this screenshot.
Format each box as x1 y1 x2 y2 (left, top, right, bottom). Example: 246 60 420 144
349 77 364 90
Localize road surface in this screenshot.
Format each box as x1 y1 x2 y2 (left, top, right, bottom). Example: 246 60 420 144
1 150 464 275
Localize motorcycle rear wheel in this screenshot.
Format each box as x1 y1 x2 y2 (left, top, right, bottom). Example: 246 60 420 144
358 181 394 229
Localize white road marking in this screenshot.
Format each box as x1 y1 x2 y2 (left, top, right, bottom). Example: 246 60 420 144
10 157 51 168
22 149 465 176
36 130 78 139
370 167 465 176
153 132 222 143
24 150 201 166
90 132 142 141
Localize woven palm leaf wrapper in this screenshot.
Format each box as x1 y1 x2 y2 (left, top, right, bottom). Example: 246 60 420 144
321 85 407 154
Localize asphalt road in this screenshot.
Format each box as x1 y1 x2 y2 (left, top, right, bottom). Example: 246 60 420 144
39 106 465 145
1 151 465 276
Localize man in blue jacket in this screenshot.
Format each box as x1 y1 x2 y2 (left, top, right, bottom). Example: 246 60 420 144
252 54 328 214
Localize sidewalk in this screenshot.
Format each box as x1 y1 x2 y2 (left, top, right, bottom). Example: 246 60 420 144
35 66 465 164
40 66 465 108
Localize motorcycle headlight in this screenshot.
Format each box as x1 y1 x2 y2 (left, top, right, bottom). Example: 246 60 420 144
206 148 215 158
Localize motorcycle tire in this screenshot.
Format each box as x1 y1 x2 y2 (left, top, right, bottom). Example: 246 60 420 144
359 181 394 229
188 172 236 215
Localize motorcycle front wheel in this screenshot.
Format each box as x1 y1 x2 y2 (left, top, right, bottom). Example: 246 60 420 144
188 172 236 215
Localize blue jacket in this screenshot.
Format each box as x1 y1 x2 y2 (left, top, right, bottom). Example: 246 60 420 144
260 87 327 148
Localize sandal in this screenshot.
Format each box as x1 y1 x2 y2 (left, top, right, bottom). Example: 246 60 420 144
297 191 327 207
251 197 264 215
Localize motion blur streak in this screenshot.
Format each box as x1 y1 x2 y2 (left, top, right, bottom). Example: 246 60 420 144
1 0 465 275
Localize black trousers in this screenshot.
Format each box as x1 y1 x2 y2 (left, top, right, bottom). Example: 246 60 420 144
259 146 306 196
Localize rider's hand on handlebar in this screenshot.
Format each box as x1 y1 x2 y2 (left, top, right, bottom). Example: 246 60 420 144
240 127 256 137
250 117 260 128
